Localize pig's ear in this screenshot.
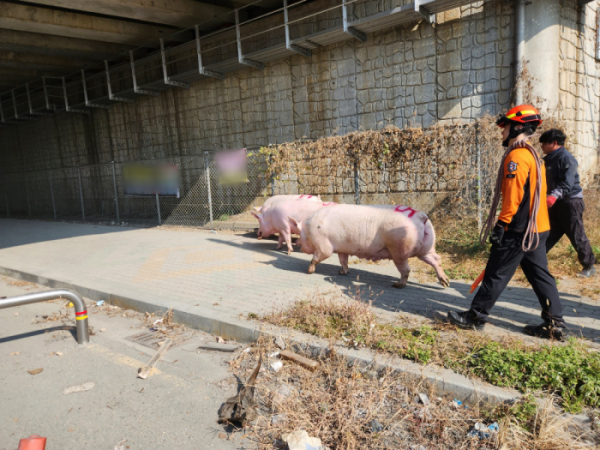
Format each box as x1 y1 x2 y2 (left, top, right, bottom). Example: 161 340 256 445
251 211 262 219
289 216 301 231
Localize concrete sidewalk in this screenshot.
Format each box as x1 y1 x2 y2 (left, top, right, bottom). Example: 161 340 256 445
1 218 598 342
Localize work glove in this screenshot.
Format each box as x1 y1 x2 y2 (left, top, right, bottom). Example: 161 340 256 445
546 195 557 208
489 223 505 247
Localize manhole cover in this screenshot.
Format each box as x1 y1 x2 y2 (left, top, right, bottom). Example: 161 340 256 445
125 331 194 349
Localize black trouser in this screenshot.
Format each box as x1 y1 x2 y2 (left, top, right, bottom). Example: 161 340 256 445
546 198 596 269
469 231 564 326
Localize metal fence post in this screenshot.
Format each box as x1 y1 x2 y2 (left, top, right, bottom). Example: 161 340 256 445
24 176 31 217
111 161 120 223
476 125 482 231
3 181 9 218
269 154 275 196
354 160 360 205
204 152 214 227
48 169 57 220
77 166 85 221
155 193 162 225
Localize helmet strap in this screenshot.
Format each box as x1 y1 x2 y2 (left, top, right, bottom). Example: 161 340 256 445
502 122 524 147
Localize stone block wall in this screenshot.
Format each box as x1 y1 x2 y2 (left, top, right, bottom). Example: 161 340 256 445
1 0 599 220
559 0 600 182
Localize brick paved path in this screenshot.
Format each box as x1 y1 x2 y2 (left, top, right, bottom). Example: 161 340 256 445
1 219 598 341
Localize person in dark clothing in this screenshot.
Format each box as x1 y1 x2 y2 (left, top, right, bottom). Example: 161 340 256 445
540 129 596 278
447 105 567 341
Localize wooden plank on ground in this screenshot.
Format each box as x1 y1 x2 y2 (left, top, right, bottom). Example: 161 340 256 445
138 338 172 379
279 350 319 371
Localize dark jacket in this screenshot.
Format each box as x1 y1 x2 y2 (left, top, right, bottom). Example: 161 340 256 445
543 147 583 200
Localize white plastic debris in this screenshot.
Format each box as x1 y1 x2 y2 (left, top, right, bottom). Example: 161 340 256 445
153 318 163 326
270 361 283 372
96 300 105 306
63 382 96 395
282 430 325 450
268 351 280 358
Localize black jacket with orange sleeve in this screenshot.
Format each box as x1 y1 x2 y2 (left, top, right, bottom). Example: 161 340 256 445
497 145 550 234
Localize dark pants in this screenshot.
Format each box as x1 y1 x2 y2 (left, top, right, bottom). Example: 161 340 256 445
546 198 596 269
469 231 564 326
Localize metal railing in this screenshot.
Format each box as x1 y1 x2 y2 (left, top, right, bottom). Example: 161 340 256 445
0 289 90 345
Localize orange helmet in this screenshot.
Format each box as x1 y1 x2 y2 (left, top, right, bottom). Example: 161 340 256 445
496 104 542 128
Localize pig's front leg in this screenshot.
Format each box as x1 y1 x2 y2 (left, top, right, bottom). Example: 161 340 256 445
338 253 349 275
392 258 410 289
418 252 450 288
275 234 284 250
280 229 294 255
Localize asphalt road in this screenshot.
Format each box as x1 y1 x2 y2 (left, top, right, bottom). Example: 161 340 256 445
0 275 252 450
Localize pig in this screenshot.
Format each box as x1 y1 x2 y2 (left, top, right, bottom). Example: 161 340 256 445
251 200 337 255
254 194 321 214
289 204 450 289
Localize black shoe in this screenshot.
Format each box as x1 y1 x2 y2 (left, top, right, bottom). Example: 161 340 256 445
448 311 486 331
577 265 596 278
523 322 568 341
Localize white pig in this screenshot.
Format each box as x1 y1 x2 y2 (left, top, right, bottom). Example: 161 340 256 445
252 200 337 254
254 194 321 213
289 204 450 289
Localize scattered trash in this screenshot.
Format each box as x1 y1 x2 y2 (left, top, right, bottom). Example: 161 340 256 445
138 338 172 379
243 347 251 353
14 312 18 316
27 368 43 376
467 422 498 440
210 230 217 234
274 336 286 350
198 342 240 352
280 350 318 371
271 414 288 426
268 351 280 358
418 393 430 405
282 430 325 450
10 352 20 356
218 354 262 426
370 419 384 432
270 361 283 372
153 318 163 326
100 328 107 333
113 439 127 450
96 300 105 306
50 352 63 357
451 399 462 409
18 435 47 450
64 382 96 395
66 302 73 308
217 336 225 344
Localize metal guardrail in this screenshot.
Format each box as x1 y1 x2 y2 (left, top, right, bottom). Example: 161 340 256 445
0 289 90 344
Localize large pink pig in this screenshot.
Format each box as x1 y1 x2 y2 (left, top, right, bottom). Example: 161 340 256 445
289 204 450 289
254 194 321 213
252 200 336 254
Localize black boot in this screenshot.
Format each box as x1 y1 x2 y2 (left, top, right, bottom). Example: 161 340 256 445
448 310 486 331
523 322 568 341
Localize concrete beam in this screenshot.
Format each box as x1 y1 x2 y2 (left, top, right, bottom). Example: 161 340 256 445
0 3 175 46
0 30 132 61
24 0 232 28
0 50 94 73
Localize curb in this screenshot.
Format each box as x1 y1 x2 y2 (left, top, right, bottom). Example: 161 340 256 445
0 265 522 406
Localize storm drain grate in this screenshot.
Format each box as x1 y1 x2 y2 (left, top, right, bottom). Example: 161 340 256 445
125 331 194 349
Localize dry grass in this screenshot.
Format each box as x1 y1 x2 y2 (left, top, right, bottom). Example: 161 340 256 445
231 338 598 449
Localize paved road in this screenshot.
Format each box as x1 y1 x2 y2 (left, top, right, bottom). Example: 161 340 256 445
0 275 250 450
0 218 598 341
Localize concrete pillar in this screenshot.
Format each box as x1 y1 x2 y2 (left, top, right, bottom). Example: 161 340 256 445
523 0 561 111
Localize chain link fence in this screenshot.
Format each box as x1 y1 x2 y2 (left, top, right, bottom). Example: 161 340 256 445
0 150 274 229
0 136 492 229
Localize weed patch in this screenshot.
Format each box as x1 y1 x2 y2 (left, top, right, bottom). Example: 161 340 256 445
262 295 600 412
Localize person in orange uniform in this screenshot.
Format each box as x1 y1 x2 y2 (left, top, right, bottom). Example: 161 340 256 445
448 105 567 340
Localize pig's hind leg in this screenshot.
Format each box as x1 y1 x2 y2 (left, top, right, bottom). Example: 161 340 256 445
338 253 350 275
307 245 333 274
276 234 284 250
279 229 294 255
419 252 450 288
